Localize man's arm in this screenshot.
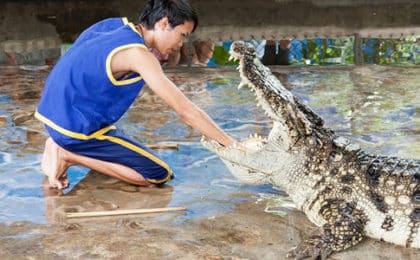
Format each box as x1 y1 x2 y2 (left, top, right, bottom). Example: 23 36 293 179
110 46 235 147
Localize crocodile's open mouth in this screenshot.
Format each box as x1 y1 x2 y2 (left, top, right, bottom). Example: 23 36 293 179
200 41 323 185
201 41 288 153
202 40 324 156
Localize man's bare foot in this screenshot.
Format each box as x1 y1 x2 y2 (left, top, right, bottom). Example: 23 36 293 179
42 177 64 197
41 138 71 189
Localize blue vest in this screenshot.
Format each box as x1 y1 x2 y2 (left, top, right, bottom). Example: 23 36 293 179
36 18 147 140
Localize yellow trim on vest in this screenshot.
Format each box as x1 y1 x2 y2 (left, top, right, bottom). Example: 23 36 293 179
34 111 116 140
105 43 147 86
97 134 173 184
122 17 129 25
35 110 172 184
127 22 143 38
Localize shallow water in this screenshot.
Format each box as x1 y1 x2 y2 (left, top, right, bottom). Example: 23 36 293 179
0 65 418 227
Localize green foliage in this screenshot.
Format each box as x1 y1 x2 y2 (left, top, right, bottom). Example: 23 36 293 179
375 36 419 65
212 46 238 66
299 38 355 65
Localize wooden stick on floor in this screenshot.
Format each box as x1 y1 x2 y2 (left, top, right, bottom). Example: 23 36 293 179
147 143 179 150
66 206 186 218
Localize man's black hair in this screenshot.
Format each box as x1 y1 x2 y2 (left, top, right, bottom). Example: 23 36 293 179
139 0 198 32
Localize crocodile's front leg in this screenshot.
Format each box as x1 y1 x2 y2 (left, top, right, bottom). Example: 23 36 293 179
287 199 367 259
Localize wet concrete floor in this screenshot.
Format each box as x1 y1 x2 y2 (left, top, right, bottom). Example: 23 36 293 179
1 179 420 259
0 65 419 259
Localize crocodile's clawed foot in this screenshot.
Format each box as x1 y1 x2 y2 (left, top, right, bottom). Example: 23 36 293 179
286 236 332 260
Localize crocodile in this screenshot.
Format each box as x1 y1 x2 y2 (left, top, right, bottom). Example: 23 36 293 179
201 41 420 259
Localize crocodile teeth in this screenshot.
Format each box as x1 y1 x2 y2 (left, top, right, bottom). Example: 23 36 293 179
238 81 247 89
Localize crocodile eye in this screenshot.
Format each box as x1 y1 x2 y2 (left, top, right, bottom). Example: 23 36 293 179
366 164 380 186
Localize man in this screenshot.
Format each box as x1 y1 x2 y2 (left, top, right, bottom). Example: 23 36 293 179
36 0 235 189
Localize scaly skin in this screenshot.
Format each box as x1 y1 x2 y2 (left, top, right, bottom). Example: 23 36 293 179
201 41 420 259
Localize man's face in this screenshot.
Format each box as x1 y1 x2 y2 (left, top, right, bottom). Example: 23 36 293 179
154 18 195 55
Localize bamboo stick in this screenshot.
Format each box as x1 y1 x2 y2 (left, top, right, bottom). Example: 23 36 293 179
66 206 186 218
147 143 179 150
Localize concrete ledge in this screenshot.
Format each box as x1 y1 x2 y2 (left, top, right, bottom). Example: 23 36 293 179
2 0 420 43
1 37 62 53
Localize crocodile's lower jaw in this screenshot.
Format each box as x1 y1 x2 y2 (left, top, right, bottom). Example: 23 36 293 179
201 135 274 185
201 135 266 162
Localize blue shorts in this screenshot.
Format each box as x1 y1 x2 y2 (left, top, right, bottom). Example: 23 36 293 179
46 126 173 184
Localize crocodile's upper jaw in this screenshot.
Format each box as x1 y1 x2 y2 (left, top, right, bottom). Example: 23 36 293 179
201 41 303 185
228 41 293 125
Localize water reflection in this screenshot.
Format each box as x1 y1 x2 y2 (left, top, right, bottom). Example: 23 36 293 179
0 65 418 224
284 66 420 157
